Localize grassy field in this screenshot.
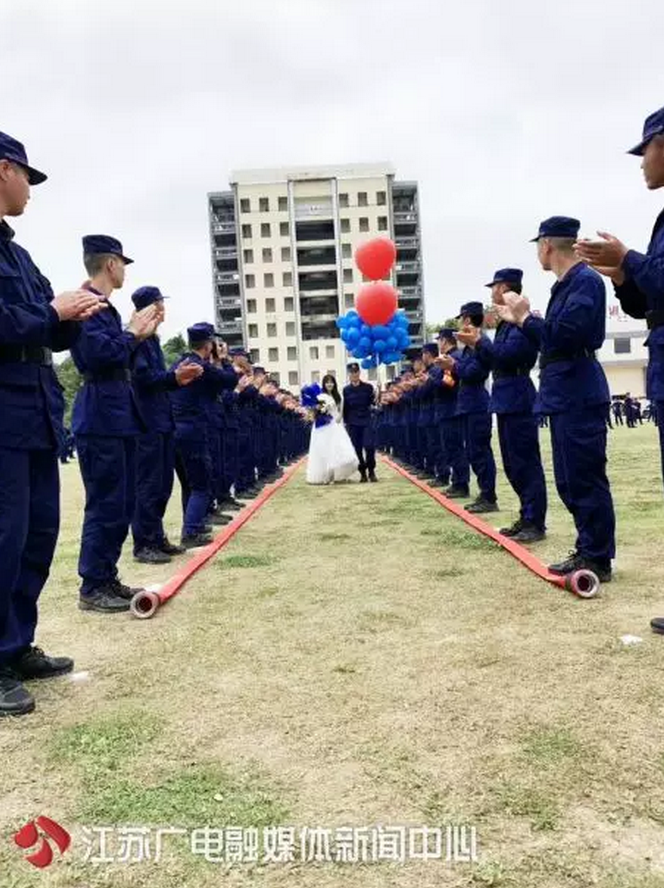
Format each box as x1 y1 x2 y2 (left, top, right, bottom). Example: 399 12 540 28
2 423 664 888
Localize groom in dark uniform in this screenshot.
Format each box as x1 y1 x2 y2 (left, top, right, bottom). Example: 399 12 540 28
343 362 377 482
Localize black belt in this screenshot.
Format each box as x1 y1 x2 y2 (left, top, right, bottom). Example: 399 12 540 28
493 367 531 379
646 310 664 330
83 368 132 383
0 345 53 366
539 349 595 370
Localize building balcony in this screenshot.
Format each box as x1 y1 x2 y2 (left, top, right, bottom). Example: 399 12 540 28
211 220 236 235
300 312 338 324
297 245 337 267
215 271 241 285
298 270 338 292
217 296 242 309
398 286 421 299
405 310 423 322
295 219 335 242
219 320 244 335
213 246 238 260
395 235 419 249
396 261 420 273
293 197 334 221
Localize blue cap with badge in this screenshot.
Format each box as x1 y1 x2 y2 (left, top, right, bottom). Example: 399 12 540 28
457 301 484 319
485 268 523 287
82 234 133 265
132 286 167 311
529 216 580 242
628 106 664 156
0 131 47 185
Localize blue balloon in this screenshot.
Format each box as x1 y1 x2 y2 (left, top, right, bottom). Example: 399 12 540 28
372 325 389 339
336 317 347 329
346 310 359 321
346 328 360 344
347 317 361 330
387 336 398 349
352 348 364 359
340 327 350 341
396 312 409 326
361 324 371 337
359 336 372 350
374 339 386 353
361 357 374 370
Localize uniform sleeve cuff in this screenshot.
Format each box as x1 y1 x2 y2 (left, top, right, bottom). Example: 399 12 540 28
622 249 647 280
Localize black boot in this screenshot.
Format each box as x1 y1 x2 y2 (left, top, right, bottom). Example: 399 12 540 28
548 551 611 582
79 585 132 613
159 538 186 556
0 667 35 717
368 471 378 483
134 547 172 565
11 646 74 680
465 496 499 514
181 532 214 549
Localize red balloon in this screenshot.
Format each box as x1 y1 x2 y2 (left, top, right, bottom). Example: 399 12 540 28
355 237 397 280
356 282 398 326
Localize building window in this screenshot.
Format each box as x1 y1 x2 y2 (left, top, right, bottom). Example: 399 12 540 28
284 297 294 312
278 196 288 211
267 323 277 337
280 222 289 237
262 247 273 262
311 371 320 384
261 223 271 238
283 271 293 287
242 224 252 239
358 191 368 207
265 297 276 313
245 273 255 288
359 217 369 232
287 346 297 360
342 243 352 258
259 197 269 212
240 198 251 213
345 293 354 308
377 190 387 205
250 348 260 363
368 367 378 381
339 193 349 208
286 321 296 336
343 269 353 283
387 365 396 380
269 347 279 362
340 218 350 233
248 324 259 338
614 337 632 354
289 370 299 386
378 216 388 231
271 372 281 386
326 345 335 359
264 273 274 288
247 299 257 313
281 246 291 261
310 346 319 360
243 248 254 264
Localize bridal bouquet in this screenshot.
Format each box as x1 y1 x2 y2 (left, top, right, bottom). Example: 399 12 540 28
301 384 334 428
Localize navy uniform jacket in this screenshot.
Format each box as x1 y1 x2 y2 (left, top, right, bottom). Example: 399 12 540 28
71 292 145 436
132 335 177 434
521 263 609 414
0 220 79 450
438 347 462 419
170 354 238 441
454 336 491 415
614 209 664 401
475 322 538 414
343 381 375 426
422 364 443 423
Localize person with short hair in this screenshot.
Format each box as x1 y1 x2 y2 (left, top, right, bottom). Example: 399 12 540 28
497 216 615 581
0 132 105 715
343 363 378 482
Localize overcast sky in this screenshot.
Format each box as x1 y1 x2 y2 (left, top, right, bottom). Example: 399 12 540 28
3 0 663 342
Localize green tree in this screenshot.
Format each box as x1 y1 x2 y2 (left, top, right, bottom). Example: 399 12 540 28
55 356 82 426
162 333 186 367
425 319 459 338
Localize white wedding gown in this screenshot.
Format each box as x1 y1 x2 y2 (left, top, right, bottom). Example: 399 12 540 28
306 394 359 485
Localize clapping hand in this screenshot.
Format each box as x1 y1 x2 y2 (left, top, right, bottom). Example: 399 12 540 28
435 353 456 370
174 360 203 387
494 291 531 326
127 304 161 339
574 232 628 276
52 290 107 322
454 324 481 348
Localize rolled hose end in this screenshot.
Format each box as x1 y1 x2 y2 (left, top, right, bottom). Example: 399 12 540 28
130 589 161 619
565 569 600 599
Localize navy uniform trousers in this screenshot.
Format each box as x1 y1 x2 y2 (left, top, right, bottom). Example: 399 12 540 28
176 436 213 535
76 435 137 594
131 431 176 552
0 448 59 664
497 413 547 529
549 406 614 563
440 416 469 490
461 413 497 500
347 425 376 475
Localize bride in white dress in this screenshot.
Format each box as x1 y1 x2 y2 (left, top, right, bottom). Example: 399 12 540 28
306 375 359 485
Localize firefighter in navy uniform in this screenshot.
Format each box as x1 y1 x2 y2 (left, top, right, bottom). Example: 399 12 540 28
0 132 106 715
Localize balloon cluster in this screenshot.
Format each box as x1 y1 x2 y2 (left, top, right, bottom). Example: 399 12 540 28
336 310 411 369
336 237 411 369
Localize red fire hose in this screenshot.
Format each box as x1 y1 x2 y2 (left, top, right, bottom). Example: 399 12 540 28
382 456 600 598
130 460 303 619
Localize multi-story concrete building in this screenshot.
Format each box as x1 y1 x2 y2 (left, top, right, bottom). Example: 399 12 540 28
597 304 648 396
208 163 425 390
